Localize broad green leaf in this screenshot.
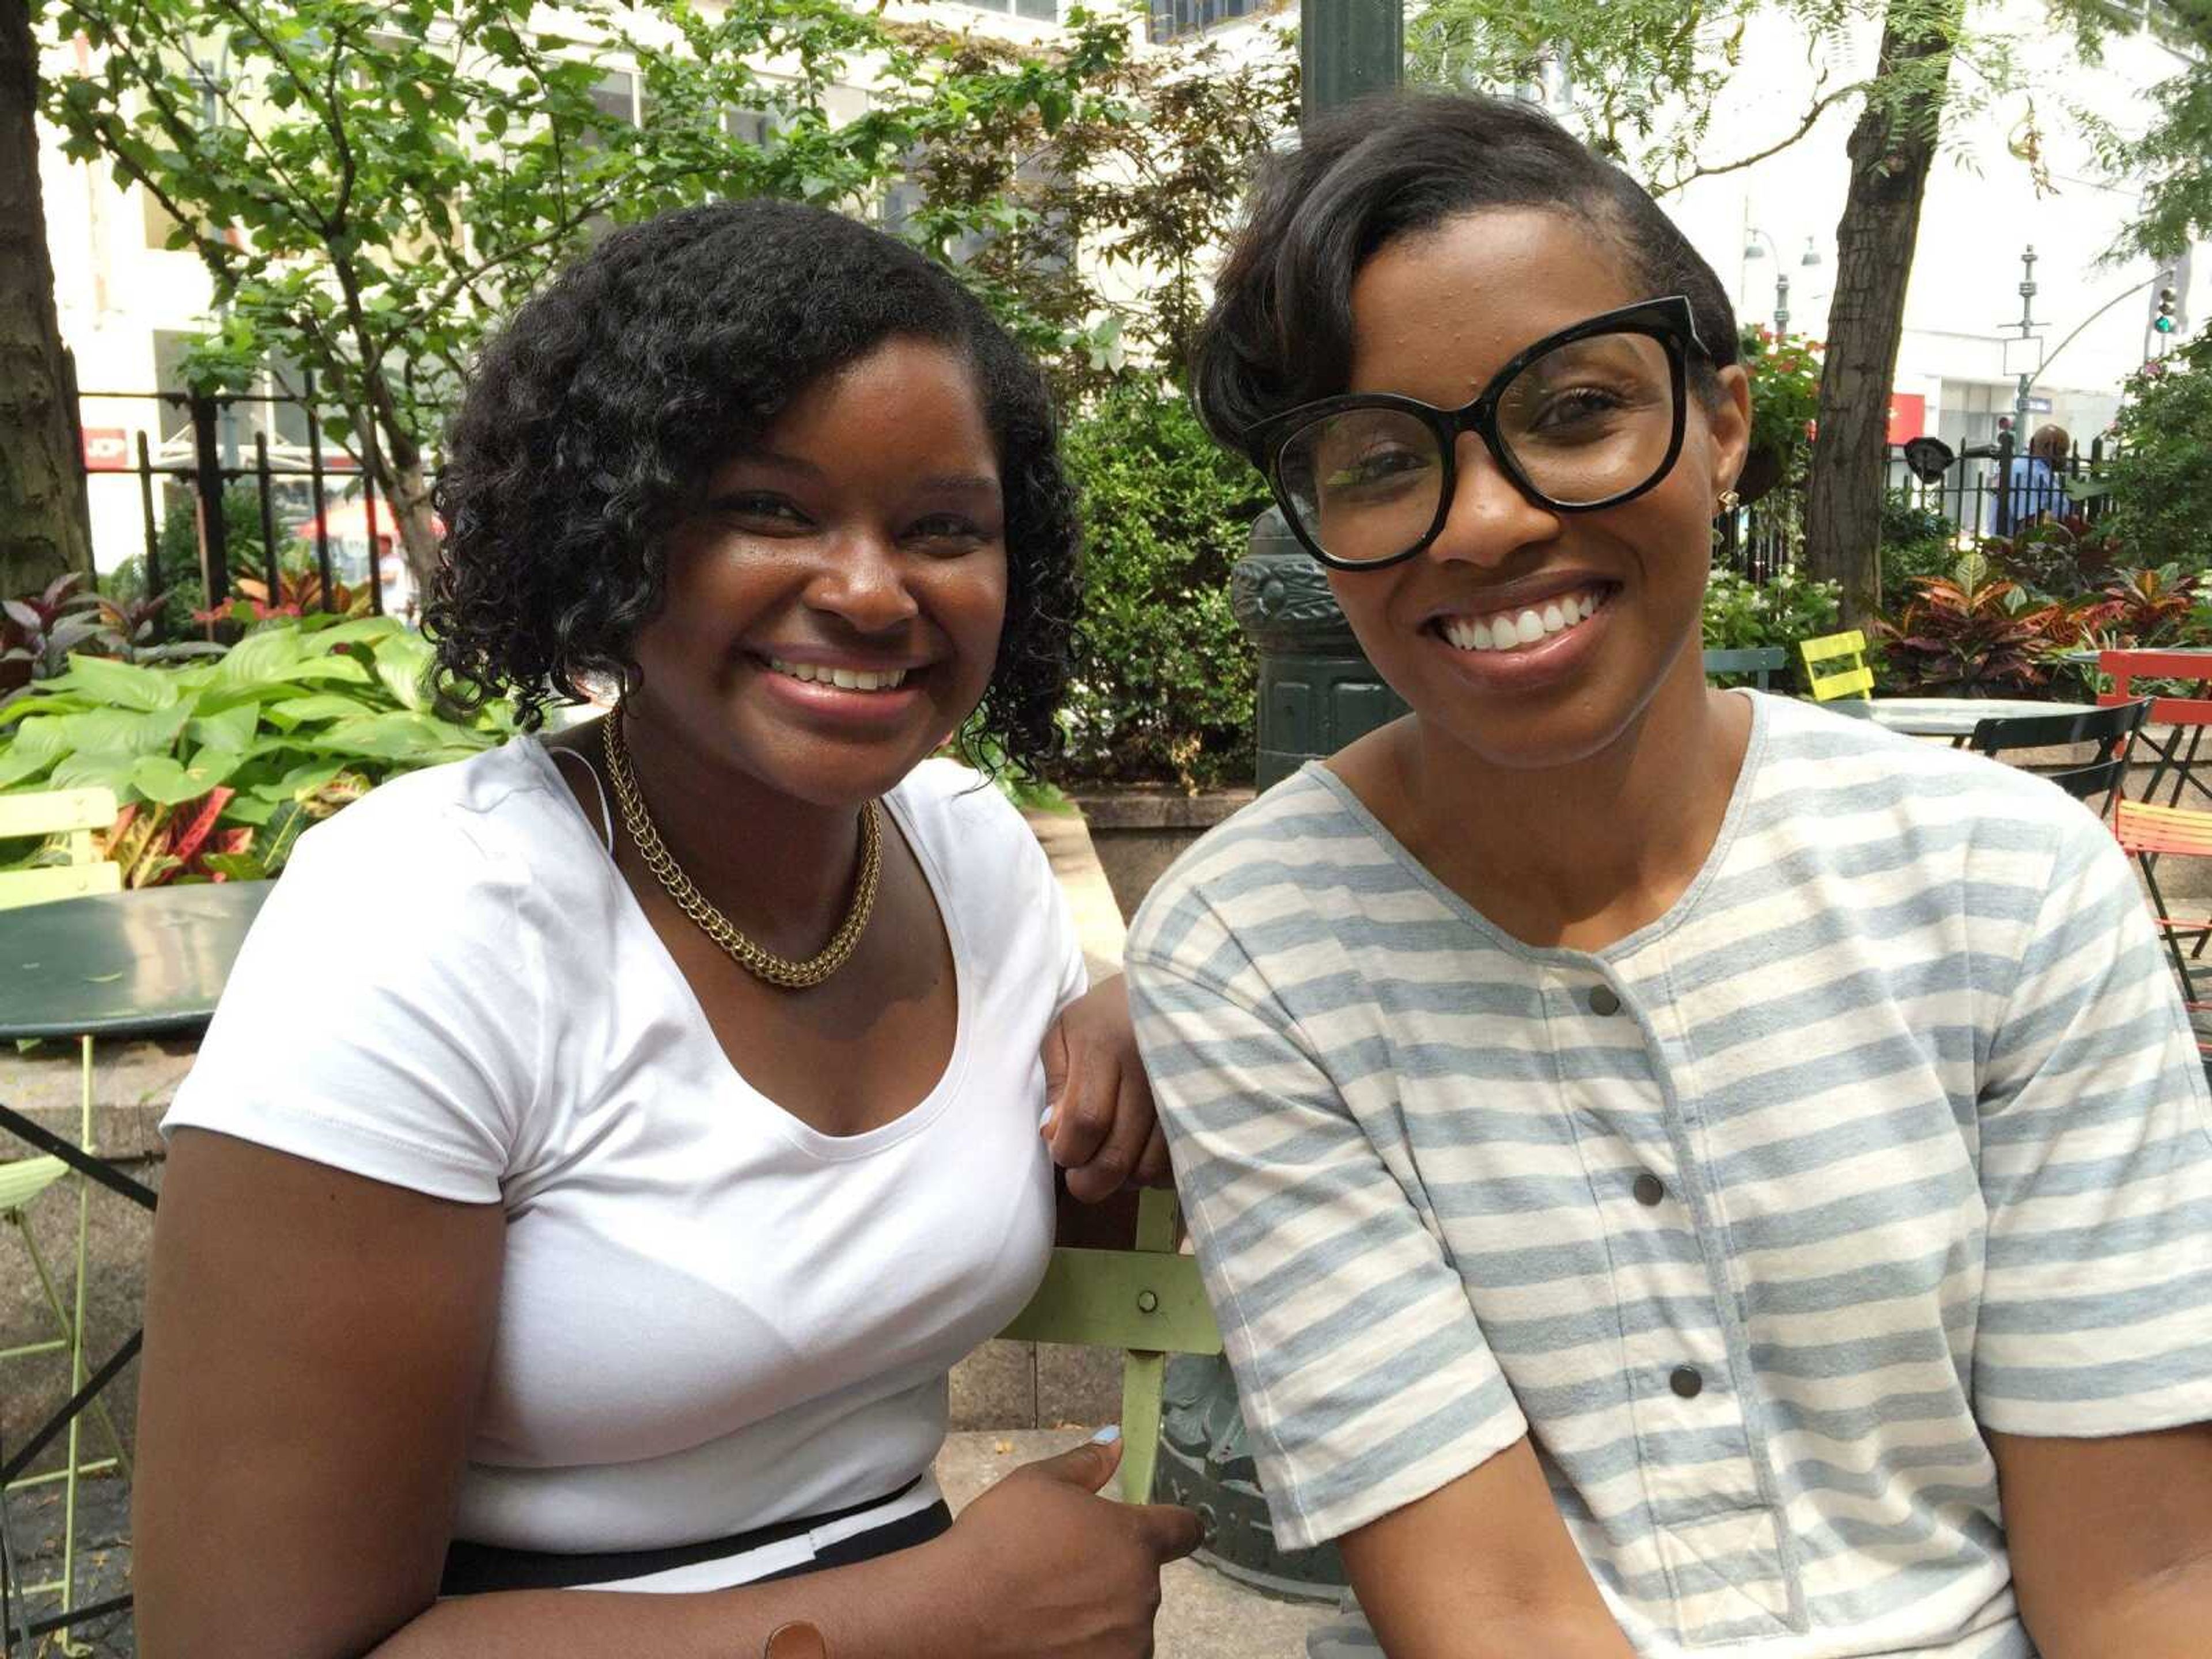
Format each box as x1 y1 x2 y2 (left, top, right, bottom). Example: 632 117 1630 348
275 655 374 685
132 749 242 805
263 692 378 728
221 794 278 825
214 626 305 688
48 749 144 800
200 851 268 881
55 653 177 710
0 744 59 789
187 703 260 753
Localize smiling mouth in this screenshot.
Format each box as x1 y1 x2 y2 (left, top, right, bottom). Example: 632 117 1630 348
1434 583 1616 654
763 657 912 692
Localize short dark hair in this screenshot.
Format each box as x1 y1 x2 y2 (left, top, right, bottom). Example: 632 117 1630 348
427 199 1078 774
1192 90 1739 466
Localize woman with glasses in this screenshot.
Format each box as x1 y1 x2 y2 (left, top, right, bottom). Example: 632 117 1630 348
1125 92 2212 1658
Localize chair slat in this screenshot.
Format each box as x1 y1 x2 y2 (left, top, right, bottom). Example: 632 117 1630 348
0 862 123 909
0 789 118 841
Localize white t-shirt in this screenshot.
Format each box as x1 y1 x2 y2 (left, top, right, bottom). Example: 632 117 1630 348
165 740 1082 1566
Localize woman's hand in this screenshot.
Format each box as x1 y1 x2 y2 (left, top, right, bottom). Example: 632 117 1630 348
1040 976 1172 1202
924 1432 1202 1659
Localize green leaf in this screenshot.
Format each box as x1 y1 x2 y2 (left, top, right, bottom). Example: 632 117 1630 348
263 692 379 728
55 653 177 710
199 851 269 881
132 749 241 806
187 703 260 753
48 749 144 800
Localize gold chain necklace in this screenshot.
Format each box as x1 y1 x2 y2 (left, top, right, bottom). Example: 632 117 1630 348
601 713 882 990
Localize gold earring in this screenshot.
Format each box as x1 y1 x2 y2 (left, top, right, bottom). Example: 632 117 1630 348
1717 488 1741 513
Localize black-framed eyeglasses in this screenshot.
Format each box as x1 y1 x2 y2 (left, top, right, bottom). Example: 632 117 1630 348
1244 296 1706 572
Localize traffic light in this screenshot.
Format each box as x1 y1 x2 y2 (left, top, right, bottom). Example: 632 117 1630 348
2156 285 2179 335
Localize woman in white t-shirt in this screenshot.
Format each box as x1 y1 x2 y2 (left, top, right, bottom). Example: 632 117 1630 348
134 200 1199 1659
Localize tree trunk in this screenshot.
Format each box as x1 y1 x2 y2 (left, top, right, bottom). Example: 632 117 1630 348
1802 1 1959 626
0 0 93 596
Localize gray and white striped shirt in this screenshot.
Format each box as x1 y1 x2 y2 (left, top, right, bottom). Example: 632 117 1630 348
1126 691 2212 1657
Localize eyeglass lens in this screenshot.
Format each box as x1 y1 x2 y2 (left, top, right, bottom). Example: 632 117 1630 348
1275 331 1677 565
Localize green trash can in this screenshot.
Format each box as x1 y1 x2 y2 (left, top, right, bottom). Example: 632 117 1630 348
1231 507 1409 790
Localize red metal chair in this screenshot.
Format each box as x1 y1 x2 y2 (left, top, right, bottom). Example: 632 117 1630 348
2096 649 2212 811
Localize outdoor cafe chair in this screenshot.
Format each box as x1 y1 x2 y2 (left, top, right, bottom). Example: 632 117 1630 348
999 1185 1222 1506
2095 648 2212 812
1966 698 2153 823
1797 630 1874 708
0 786 132 1638
1700 646 1787 690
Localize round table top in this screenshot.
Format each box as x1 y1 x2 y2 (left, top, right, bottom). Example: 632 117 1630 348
1862 698 2101 738
0 880 271 1042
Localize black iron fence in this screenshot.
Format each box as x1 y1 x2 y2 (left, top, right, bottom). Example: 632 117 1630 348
74 382 423 636
1715 430 2127 586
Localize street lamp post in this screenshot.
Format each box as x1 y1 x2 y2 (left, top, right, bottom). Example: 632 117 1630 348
1228 0 1410 790
1300 0 1403 119
1744 227 1822 336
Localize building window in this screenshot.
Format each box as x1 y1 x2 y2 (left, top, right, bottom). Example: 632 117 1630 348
1148 0 1262 42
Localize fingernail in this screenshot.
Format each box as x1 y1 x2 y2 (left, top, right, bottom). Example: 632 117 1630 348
1089 1425 1122 1445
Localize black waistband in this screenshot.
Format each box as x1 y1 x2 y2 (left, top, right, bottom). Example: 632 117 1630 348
441 1475 942 1595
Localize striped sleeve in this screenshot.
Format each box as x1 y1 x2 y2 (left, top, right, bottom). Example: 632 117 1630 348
1972 809 2212 1435
1127 892 1528 1551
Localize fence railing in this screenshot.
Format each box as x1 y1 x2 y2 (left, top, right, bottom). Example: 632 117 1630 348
1714 430 2127 585
75 382 421 638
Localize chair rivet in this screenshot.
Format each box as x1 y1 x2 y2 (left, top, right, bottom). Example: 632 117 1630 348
1137 1290 1160 1313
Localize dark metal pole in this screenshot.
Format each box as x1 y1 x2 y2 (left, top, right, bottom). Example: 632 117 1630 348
1301 0 1403 120
189 391 230 623
1230 0 1408 790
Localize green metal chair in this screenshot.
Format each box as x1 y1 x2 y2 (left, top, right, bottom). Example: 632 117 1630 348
1798 629 1876 706
1 786 131 1647
999 1187 1223 1503
1701 646 1788 690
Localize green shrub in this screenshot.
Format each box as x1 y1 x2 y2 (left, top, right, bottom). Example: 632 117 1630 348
1057 383 1267 790
2102 336 2212 573
1 615 510 884
1702 565 1842 684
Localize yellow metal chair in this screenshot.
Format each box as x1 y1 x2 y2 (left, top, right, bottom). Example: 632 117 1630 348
999 1187 1222 1503
1 786 130 1646
1798 629 1876 704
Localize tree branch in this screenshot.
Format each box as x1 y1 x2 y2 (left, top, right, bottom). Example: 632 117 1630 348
1651 79 1869 195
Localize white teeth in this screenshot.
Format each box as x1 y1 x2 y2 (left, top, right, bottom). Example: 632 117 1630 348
766 658 908 691
1438 587 1608 654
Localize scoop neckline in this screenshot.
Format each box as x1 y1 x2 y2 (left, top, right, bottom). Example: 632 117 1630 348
1297 687 1771 966
516 736 975 1162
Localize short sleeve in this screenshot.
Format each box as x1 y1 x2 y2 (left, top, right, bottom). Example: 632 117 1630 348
162 800 541 1205
1972 809 2212 1435
1127 893 1526 1551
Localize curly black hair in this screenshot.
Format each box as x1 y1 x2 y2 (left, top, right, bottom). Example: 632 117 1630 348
427 199 1079 775
1192 91 1740 467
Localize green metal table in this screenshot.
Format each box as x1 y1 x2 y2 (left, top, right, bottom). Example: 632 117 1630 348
1 881 270 1042
1 880 268 1646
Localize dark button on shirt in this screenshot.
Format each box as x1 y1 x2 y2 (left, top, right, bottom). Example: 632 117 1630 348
1633 1172 1666 1207
1589 985 1622 1016
1670 1365 1705 1400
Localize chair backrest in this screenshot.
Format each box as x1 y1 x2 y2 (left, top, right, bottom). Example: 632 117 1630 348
2095 650 2212 729
0 789 122 910
999 1187 1222 1504
1968 698 2152 819
1798 630 1874 703
1701 646 1788 690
